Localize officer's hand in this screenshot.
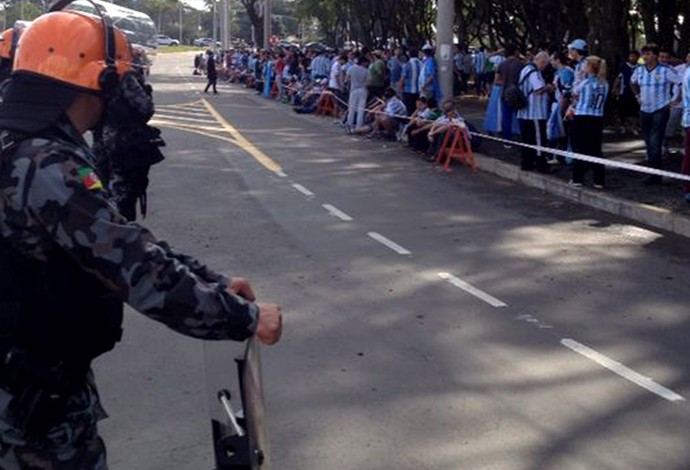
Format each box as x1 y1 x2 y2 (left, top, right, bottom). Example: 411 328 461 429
256 303 282 345
227 277 256 301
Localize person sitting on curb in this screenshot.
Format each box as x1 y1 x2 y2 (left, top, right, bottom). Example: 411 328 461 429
353 88 407 139
427 99 467 160
404 96 440 153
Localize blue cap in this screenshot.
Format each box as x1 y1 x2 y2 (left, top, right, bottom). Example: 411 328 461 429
568 39 588 51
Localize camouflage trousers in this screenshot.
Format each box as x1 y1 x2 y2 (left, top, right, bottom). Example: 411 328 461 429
0 372 108 469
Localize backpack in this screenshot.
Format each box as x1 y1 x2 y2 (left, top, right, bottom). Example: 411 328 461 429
503 65 538 110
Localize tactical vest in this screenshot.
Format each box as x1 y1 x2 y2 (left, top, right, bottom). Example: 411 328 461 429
0 131 123 388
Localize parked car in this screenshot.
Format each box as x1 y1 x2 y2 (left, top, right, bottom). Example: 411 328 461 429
156 34 179 46
194 37 221 48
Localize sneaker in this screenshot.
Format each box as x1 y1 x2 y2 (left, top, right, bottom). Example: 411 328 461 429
568 180 583 188
593 184 604 190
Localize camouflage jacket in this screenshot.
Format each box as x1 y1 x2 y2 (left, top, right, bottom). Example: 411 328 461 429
0 117 258 342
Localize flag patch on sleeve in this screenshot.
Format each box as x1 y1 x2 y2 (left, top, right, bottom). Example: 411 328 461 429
77 167 104 191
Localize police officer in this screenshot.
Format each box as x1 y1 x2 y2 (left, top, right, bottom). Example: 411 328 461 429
0 6 282 469
0 24 25 83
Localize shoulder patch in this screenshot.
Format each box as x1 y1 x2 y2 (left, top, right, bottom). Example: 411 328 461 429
77 167 104 191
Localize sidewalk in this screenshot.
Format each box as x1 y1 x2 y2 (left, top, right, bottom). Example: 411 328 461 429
454 95 690 239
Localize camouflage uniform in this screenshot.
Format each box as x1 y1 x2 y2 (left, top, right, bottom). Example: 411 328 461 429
93 72 165 221
0 116 259 468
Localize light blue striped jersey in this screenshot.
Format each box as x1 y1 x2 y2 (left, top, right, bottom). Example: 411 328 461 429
630 63 680 113
516 64 549 120
311 55 331 79
682 67 690 128
572 75 609 117
385 97 408 117
402 58 422 94
474 51 486 74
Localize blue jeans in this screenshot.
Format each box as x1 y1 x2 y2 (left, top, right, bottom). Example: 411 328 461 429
639 107 670 170
501 98 515 141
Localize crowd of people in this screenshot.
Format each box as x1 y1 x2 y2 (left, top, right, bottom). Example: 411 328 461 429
195 38 690 201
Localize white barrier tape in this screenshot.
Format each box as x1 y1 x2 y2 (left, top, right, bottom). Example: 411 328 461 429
464 129 690 183
232 76 690 183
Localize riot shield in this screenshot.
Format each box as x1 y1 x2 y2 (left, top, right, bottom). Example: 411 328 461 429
205 337 271 469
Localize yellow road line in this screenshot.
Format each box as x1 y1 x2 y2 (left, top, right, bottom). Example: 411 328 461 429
153 114 219 125
152 121 239 144
151 119 236 134
201 98 283 174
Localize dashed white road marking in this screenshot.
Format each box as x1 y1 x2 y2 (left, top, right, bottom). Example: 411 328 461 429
438 272 508 308
368 232 412 255
561 339 686 403
322 204 353 221
292 183 315 197
275 170 288 178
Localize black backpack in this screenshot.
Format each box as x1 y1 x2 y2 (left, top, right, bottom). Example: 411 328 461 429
503 64 538 110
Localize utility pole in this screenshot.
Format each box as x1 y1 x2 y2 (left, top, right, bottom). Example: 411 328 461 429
222 0 229 49
436 0 455 102
20 0 24 20
263 0 271 49
211 0 217 47
178 1 183 44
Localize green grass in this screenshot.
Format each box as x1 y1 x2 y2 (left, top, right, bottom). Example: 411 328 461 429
157 46 207 54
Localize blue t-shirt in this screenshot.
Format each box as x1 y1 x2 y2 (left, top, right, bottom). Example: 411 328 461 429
388 58 403 86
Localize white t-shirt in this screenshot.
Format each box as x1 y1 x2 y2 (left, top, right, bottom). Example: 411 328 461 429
328 60 343 90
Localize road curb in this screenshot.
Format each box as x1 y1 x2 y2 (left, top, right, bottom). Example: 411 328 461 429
474 154 690 238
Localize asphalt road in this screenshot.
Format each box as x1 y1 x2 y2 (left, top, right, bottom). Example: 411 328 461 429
95 52 690 470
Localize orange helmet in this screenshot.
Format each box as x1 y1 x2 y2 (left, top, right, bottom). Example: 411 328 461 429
13 10 132 93
0 29 14 60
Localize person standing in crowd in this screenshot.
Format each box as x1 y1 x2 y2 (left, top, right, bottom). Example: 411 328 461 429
453 44 465 95
346 56 370 132
568 56 610 188
461 47 474 93
420 45 441 106
664 51 690 154
203 49 218 94
367 50 387 98
328 53 347 102
474 47 487 96
631 43 681 185
388 47 405 95
310 48 330 81
517 51 553 172
400 48 422 114
681 60 690 202
568 39 588 88
546 50 574 150
613 50 641 135
496 44 524 143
